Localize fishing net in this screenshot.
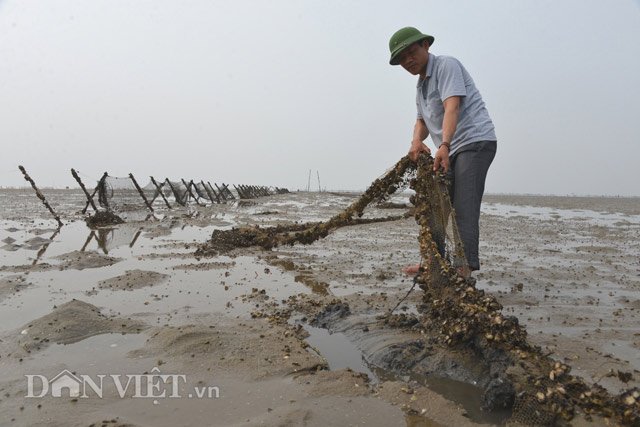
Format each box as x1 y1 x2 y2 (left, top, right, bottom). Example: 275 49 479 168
98 175 159 211
196 157 465 272
164 180 192 206
218 184 235 200
196 154 640 426
194 182 216 202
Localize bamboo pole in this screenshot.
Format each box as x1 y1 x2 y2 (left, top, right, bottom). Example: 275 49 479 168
182 179 202 206
234 185 244 199
19 165 63 227
82 184 99 214
190 180 205 205
150 176 171 209
207 181 221 203
129 173 154 212
214 183 227 201
201 180 216 204
71 168 98 213
221 183 235 200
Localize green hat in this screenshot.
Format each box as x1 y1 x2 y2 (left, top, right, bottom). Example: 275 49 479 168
388 27 434 65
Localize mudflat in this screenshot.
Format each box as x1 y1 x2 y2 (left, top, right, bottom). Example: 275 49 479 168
0 189 638 426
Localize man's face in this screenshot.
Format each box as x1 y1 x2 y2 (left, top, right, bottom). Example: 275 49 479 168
397 41 429 75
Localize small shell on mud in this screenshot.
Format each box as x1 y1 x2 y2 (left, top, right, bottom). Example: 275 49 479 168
550 371 556 381
624 395 636 406
536 392 546 402
485 333 494 340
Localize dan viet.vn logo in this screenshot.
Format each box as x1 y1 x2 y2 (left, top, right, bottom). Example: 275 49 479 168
25 367 220 400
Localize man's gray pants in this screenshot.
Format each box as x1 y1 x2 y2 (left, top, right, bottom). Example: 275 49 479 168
446 140 497 271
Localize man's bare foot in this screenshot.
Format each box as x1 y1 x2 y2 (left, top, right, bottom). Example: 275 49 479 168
402 264 421 275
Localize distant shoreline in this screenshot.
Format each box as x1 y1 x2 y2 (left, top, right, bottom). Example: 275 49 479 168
1 187 639 199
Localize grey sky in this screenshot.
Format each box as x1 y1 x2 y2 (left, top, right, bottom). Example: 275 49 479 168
1 0 639 195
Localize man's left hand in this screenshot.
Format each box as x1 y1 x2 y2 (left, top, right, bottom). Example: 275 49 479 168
433 145 450 173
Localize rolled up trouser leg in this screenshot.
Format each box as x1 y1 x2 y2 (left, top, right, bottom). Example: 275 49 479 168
449 141 497 270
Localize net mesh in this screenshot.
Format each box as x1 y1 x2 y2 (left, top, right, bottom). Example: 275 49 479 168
194 182 213 201
164 180 192 206
98 175 159 211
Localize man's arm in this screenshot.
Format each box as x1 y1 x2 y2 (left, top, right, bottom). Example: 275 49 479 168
409 118 430 161
433 95 461 172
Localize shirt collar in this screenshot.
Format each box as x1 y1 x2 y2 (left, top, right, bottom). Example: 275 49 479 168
416 53 435 87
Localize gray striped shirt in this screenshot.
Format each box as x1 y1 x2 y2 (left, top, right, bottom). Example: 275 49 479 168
416 53 496 156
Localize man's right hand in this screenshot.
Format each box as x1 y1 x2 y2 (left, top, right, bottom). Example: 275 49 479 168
408 140 431 161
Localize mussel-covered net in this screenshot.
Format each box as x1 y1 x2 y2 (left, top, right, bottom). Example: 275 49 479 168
197 154 640 426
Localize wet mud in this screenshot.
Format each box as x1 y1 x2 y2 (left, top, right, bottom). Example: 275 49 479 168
1 178 639 426
196 155 640 425
2 299 145 355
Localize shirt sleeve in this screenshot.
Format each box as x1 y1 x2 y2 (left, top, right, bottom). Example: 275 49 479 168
416 90 423 119
436 57 467 101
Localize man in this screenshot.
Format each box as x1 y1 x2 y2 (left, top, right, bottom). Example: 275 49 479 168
389 27 497 277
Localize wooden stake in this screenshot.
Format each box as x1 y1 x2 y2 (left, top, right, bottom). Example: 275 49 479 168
82 184 99 214
182 179 202 206
234 185 244 199
150 176 171 209
72 168 99 213
129 173 154 212
214 183 227 201
201 180 216 204
221 183 235 200
207 181 221 203
19 165 63 227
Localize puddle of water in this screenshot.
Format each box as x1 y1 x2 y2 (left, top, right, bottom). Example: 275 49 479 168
300 319 511 426
415 374 511 425
302 324 376 380
1 207 315 330
0 254 310 330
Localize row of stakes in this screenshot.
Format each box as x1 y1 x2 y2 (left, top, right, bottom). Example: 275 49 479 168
17 165 289 228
